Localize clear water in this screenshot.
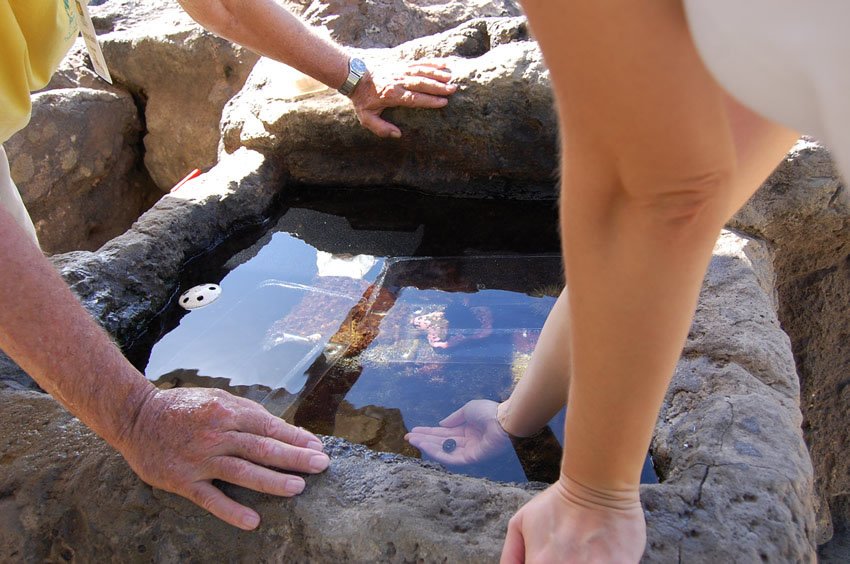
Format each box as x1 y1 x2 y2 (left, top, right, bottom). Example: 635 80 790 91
134 192 657 484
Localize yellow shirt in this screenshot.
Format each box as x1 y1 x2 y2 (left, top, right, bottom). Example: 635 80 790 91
0 0 80 143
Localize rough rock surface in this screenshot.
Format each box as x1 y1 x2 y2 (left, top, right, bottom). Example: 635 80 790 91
49 148 283 347
732 138 850 552
89 0 260 191
0 390 530 563
221 18 558 199
282 0 522 48
0 3 835 560
4 86 158 253
647 231 816 562
0 183 817 563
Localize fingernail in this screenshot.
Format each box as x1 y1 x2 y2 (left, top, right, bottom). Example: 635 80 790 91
286 478 306 495
390 131 402 139
306 439 324 451
309 453 330 472
242 513 260 530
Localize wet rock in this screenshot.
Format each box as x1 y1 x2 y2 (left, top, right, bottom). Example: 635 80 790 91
0 390 523 563
88 0 260 191
220 18 557 199
731 138 850 549
50 148 283 344
281 0 522 48
0 213 816 562
4 87 158 254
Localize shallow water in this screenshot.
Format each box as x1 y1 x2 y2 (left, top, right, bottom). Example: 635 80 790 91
133 190 657 484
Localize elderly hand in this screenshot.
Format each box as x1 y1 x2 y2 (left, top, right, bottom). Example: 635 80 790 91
350 60 456 138
404 399 511 465
116 387 329 530
501 476 646 564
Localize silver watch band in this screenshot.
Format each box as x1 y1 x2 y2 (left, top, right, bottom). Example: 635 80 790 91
338 57 368 97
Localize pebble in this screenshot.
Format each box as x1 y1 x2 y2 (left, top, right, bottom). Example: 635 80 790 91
442 438 457 453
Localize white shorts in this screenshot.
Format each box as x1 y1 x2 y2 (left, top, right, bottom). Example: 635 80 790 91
684 0 850 180
0 145 39 246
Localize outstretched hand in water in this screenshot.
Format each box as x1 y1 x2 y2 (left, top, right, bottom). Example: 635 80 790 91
404 399 511 465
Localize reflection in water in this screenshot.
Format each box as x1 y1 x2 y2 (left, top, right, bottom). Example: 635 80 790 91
142 211 657 485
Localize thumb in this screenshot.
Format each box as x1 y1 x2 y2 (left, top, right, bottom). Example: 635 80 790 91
358 110 402 139
440 404 469 427
500 513 526 564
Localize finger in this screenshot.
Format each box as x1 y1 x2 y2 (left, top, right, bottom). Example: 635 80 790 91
500 513 526 564
413 439 471 465
406 66 453 83
233 404 325 452
439 406 468 427
408 425 462 438
402 76 457 96
393 90 451 109
359 111 402 138
185 481 262 531
408 59 450 71
212 456 307 497
406 432 469 449
231 433 329 474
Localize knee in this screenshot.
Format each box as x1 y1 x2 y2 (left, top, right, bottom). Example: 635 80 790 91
625 168 735 231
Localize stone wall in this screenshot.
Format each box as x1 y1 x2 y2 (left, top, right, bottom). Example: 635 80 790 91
732 138 850 554
0 147 818 561
3 0 849 560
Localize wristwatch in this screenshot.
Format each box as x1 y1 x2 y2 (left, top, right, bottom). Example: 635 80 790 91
338 57 368 97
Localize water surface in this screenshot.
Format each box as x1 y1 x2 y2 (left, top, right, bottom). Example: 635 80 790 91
133 191 656 484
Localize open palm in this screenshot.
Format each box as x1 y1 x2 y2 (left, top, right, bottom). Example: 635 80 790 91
405 399 511 465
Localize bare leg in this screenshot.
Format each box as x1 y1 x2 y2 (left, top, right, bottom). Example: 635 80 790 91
502 1 798 562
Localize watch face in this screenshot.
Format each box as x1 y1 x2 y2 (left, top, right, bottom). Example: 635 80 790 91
350 58 367 74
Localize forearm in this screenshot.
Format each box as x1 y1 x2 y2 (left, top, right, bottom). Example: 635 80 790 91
0 209 154 447
498 288 570 437
523 0 740 494
177 0 349 90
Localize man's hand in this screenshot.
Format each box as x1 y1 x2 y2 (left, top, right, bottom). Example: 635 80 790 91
117 387 329 530
350 61 457 138
405 399 511 465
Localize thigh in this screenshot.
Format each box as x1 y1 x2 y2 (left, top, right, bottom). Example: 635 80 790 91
524 0 736 196
523 0 796 222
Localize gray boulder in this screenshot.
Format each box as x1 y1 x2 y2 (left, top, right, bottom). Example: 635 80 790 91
89 0 260 191
282 0 521 48
221 18 558 199
647 231 816 562
0 219 817 561
52 148 283 344
4 87 158 254
731 138 850 550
